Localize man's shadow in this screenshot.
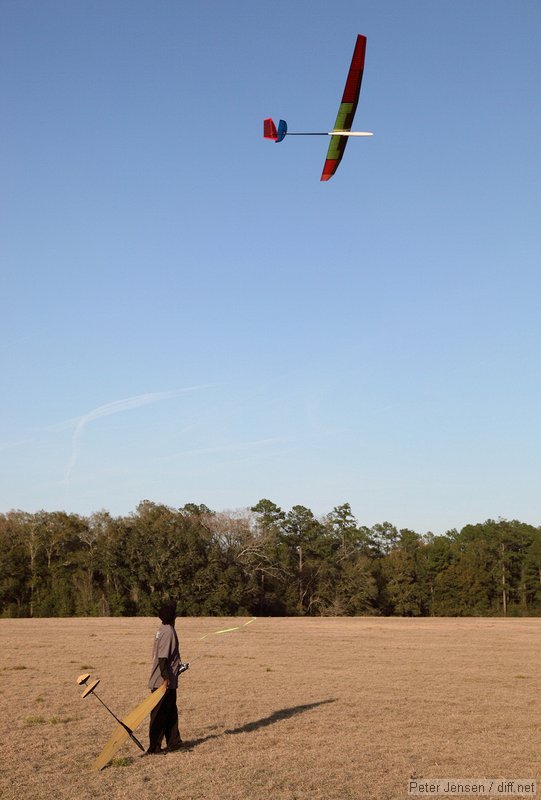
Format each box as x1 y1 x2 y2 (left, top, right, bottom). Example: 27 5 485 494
182 698 337 749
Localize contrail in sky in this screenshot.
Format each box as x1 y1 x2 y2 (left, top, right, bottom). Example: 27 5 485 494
64 386 210 483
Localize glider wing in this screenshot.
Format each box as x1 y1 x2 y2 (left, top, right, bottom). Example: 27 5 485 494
321 34 367 181
93 684 167 771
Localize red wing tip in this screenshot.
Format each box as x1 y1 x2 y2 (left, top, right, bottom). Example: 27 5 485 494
320 159 338 181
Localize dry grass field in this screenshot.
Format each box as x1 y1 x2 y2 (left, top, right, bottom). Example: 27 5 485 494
0 616 539 800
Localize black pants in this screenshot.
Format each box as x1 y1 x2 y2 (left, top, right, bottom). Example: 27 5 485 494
148 687 182 752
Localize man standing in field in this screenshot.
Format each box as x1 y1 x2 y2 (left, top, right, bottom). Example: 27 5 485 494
146 601 184 754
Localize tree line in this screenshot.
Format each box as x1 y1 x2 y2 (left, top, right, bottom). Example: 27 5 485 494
1 500 540 618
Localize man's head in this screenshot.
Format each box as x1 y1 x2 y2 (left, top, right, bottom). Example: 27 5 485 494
158 602 177 625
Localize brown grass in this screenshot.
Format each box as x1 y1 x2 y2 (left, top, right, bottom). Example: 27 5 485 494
0 617 539 800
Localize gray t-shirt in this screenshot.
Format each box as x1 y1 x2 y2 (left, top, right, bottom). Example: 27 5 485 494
148 623 181 690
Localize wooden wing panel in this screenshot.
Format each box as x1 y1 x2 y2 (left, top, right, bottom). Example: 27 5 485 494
93 685 167 771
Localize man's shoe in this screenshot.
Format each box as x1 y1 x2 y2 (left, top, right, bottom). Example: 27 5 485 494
166 741 186 753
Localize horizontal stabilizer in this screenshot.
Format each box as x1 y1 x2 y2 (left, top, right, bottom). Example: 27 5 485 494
276 119 288 142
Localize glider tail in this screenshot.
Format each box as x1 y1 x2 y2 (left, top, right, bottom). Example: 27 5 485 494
263 118 287 142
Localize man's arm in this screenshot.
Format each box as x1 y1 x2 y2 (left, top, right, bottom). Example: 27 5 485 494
158 657 169 688
156 626 174 688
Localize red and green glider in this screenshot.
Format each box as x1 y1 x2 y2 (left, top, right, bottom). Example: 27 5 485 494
264 34 373 181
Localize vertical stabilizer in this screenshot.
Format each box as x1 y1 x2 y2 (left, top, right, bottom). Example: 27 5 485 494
264 118 278 140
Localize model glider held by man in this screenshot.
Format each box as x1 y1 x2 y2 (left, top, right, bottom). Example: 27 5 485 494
78 617 256 771
264 34 373 180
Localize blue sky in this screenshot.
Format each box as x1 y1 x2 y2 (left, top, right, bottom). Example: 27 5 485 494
1 0 540 533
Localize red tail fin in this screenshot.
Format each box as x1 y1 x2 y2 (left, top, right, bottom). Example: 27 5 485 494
264 118 278 140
